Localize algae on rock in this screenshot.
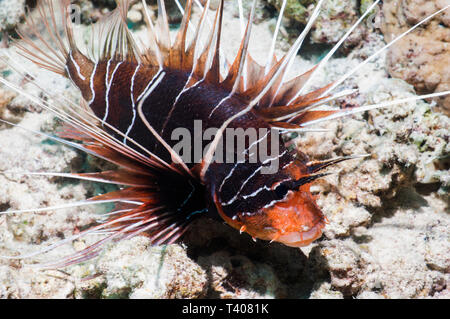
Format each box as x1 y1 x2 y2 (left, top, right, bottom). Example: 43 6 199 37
267 0 316 24
266 0 370 46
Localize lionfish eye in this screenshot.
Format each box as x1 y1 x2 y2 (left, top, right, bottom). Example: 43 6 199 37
274 184 289 199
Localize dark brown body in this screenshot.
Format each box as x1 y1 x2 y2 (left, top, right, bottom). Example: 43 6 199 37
67 55 302 222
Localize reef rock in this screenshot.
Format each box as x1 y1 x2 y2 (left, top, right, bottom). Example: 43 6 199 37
266 0 314 25
267 0 369 47
0 0 25 32
381 0 450 115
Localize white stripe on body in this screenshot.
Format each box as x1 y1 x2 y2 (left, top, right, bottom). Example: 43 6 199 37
137 68 163 102
222 150 288 206
218 129 271 192
69 51 86 81
103 61 124 123
88 63 99 105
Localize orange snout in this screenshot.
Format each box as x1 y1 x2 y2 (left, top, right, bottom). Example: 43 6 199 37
216 187 326 247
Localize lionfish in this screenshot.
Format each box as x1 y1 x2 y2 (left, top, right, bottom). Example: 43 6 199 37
0 0 449 267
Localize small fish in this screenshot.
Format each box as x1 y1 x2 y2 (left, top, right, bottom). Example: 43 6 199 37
0 0 448 267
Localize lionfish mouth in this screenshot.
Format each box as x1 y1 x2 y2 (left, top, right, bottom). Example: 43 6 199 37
275 221 325 248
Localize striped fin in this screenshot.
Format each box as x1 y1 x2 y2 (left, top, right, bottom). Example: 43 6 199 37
13 0 326 111
203 0 225 84
140 0 163 67
56 119 172 173
11 170 155 187
267 111 338 135
256 97 330 120
89 0 141 63
155 0 171 53
183 0 211 74
187 0 225 85
258 66 317 109
288 110 338 126
220 0 256 92
13 0 73 75
244 54 268 89
0 116 206 267
169 0 194 71
89 187 157 202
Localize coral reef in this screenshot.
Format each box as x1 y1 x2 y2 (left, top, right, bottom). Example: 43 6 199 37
309 0 365 45
381 0 450 115
0 0 449 299
266 0 315 24
80 239 208 299
266 0 371 47
0 0 25 32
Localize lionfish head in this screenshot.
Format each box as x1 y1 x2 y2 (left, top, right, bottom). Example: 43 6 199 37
210 160 330 247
